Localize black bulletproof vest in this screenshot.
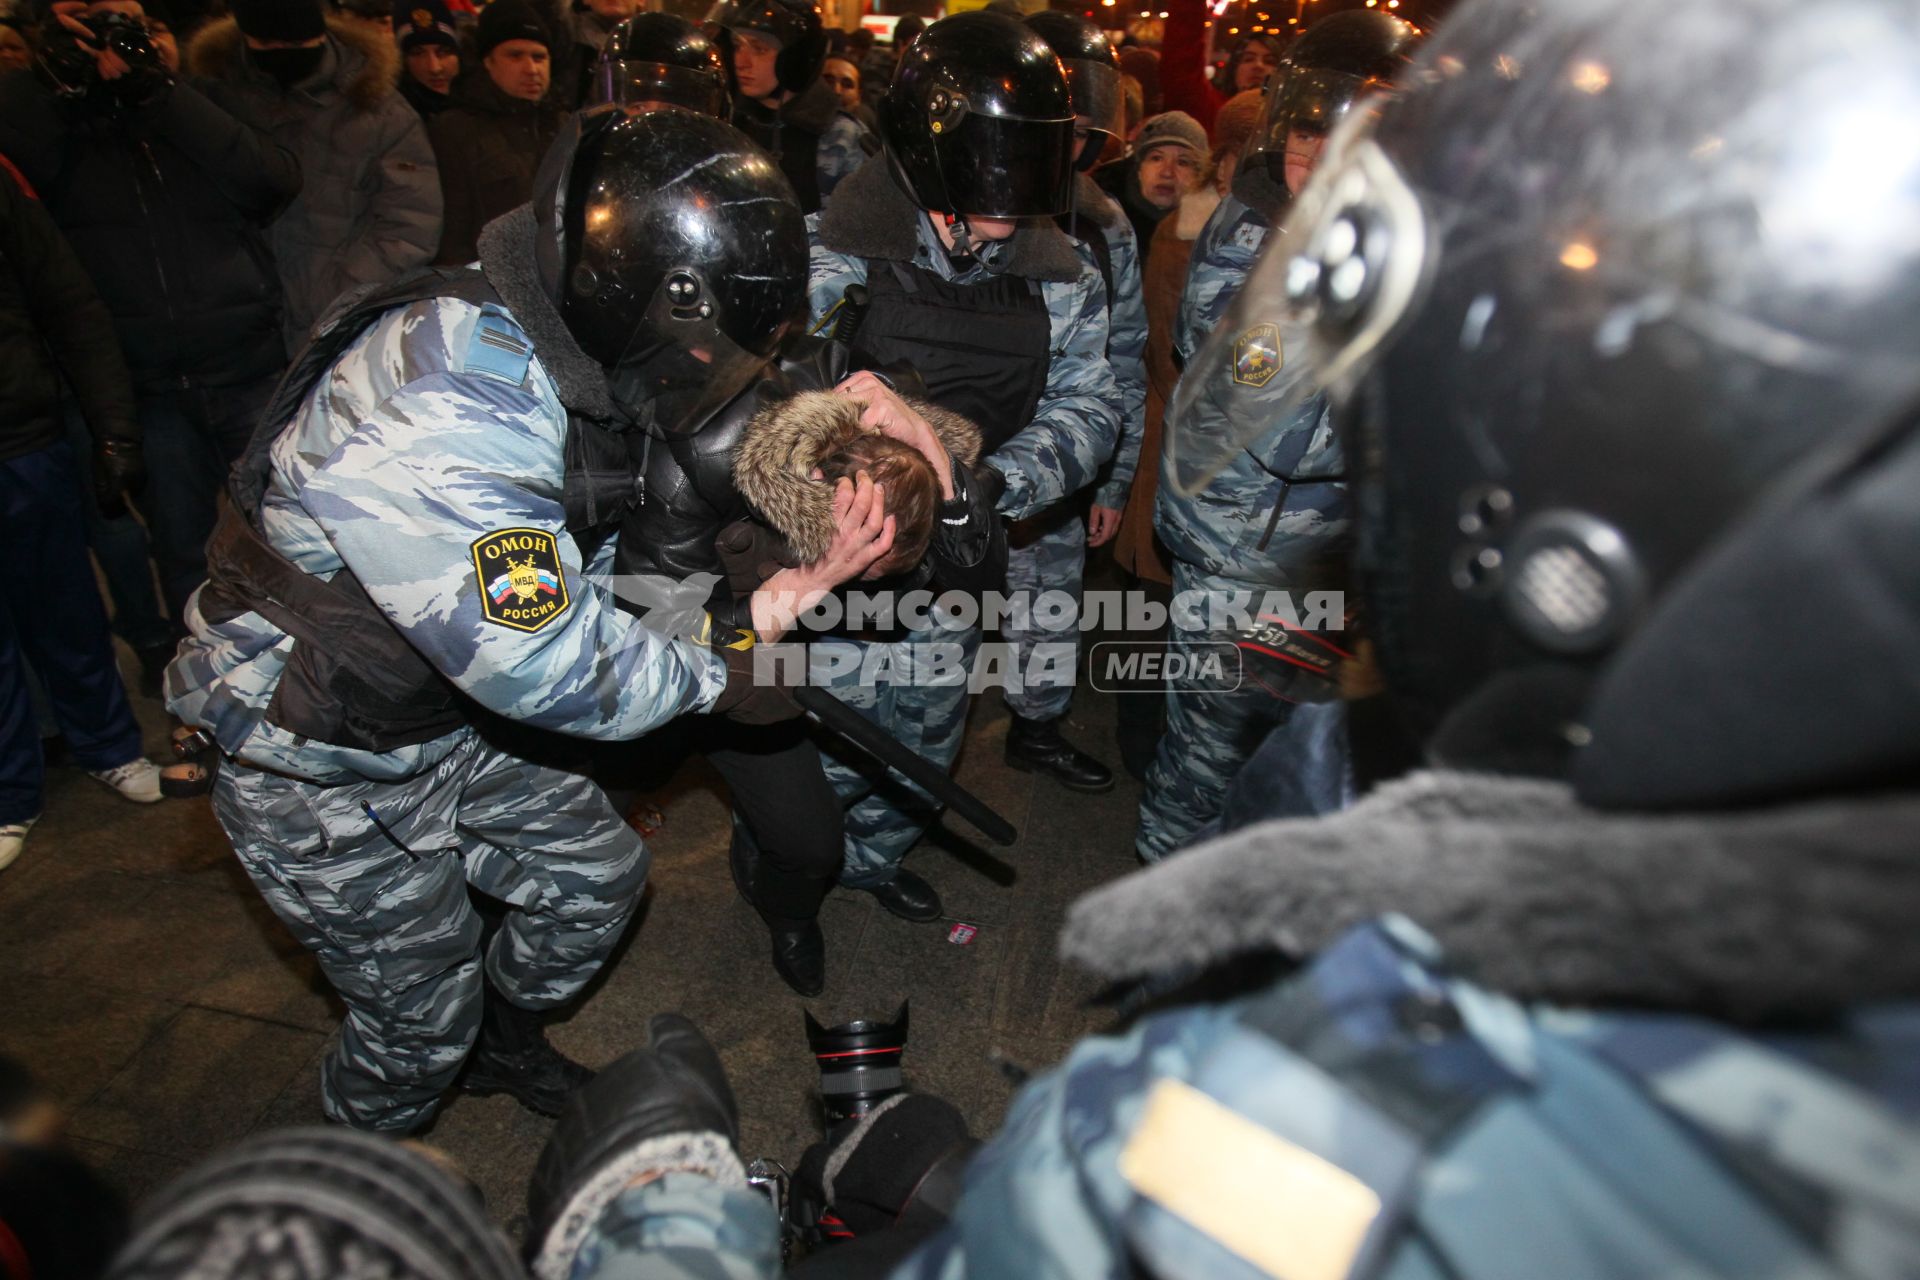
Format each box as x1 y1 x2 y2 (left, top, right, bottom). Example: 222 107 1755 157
847 258 1051 454
198 268 636 754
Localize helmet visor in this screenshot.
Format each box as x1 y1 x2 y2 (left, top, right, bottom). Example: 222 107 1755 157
606 268 799 436
1167 104 1427 494
1061 57 1122 144
1245 66 1381 193
934 112 1076 217
590 58 729 116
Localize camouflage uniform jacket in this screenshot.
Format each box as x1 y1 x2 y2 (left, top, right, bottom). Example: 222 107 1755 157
1156 192 1347 589
805 156 1124 524
562 916 1920 1280
563 774 1920 1280
166 294 727 785
1070 175 1151 514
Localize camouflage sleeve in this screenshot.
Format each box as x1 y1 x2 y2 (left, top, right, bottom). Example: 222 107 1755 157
887 1001 1237 1280
1094 217 1150 511
984 250 1124 522
567 1173 783 1280
297 370 728 741
1175 196 1244 365
815 114 874 204
805 225 872 336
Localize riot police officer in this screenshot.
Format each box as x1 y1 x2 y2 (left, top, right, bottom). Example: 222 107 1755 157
513 0 1920 1273
990 8 1149 795
709 0 871 214
1135 9 1422 863
804 10 1125 921
164 111 894 1133
585 12 730 118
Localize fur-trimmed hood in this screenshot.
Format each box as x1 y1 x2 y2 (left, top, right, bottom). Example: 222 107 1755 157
188 16 402 112
732 390 982 561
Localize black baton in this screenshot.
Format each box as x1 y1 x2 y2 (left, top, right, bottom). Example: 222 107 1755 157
794 685 1017 846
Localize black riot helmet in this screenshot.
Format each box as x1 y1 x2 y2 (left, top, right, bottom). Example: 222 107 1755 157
589 13 730 118
556 110 808 435
881 11 1075 219
1025 10 1122 172
707 0 828 97
1244 11 1420 197
1178 0 1920 806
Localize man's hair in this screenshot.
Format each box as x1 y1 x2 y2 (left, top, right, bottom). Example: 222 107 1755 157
816 433 938 576
846 26 873 54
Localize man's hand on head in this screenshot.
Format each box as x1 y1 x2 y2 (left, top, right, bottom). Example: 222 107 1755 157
833 371 956 500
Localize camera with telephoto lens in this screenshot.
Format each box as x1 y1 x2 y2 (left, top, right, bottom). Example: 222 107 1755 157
804 1002 909 1131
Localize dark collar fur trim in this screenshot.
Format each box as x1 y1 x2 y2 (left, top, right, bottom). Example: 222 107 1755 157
476 206 614 420
819 155 1086 284
1062 769 1920 1023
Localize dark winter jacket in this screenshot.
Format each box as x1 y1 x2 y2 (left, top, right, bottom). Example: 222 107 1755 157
188 18 442 345
426 74 563 267
0 69 299 393
0 162 138 461
398 74 453 121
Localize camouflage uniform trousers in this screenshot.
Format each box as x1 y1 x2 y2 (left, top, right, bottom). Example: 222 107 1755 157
1001 504 1087 723
212 733 649 1132
810 613 981 890
1135 561 1346 863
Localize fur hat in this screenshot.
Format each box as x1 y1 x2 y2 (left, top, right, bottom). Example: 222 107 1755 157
732 392 982 562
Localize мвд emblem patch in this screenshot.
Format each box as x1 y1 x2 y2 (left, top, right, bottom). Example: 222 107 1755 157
1232 323 1283 388
472 528 569 632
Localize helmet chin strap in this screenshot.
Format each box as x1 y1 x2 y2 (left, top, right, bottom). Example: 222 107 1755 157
944 212 1015 275
943 212 977 262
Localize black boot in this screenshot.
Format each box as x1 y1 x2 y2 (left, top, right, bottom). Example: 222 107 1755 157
767 917 826 997
1005 713 1114 793
734 829 830 996
864 868 942 923
459 987 596 1118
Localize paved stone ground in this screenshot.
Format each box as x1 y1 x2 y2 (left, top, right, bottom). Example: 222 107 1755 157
0 667 1143 1241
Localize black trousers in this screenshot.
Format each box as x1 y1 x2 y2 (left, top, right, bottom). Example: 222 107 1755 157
696 717 845 926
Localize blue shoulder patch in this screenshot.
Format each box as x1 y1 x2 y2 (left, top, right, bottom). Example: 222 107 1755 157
464 307 533 386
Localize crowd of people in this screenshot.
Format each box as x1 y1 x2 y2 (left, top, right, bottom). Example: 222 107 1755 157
2 0 1917 1274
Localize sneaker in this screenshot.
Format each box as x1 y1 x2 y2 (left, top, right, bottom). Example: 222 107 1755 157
0 817 37 874
88 759 165 804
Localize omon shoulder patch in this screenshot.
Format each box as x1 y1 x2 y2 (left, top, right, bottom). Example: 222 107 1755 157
472 528 569 632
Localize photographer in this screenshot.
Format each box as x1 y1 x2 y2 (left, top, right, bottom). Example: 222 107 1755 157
0 0 299 720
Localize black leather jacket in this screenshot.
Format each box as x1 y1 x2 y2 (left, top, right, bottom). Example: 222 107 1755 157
613 335 1006 638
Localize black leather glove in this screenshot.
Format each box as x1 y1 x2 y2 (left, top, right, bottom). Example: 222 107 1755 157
713 519 799 596
525 1015 742 1276
709 626 803 725
973 461 1007 513
92 437 145 519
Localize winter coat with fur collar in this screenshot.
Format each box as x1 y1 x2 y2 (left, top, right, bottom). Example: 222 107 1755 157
188 17 442 345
